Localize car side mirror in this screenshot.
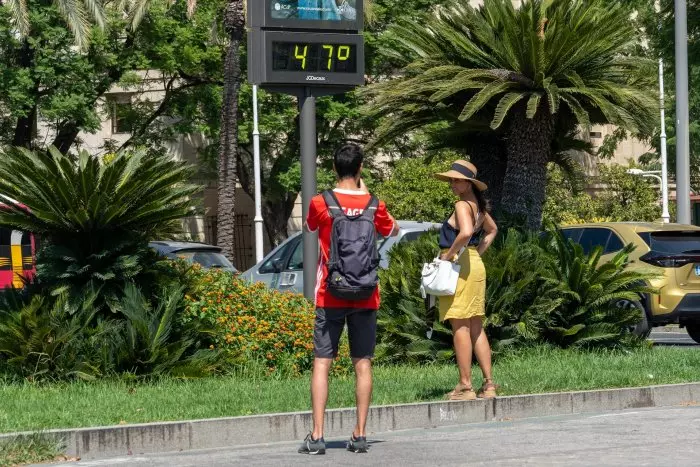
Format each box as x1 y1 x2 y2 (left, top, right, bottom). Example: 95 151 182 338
272 258 285 273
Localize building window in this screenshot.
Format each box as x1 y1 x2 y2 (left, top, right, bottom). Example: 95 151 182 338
110 95 133 134
589 131 602 139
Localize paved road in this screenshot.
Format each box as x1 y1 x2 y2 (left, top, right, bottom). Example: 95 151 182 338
50 405 700 467
649 328 698 346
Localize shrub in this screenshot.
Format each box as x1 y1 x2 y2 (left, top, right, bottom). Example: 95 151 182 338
181 267 340 374
482 229 565 351
0 281 224 381
540 227 658 349
0 146 200 315
544 164 662 225
377 227 658 359
377 231 454 363
373 154 455 223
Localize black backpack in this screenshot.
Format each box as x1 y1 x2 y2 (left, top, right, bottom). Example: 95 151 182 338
322 190 380 301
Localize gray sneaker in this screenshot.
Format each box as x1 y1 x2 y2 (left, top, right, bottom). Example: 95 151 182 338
347 434 368 453
298 433 326 455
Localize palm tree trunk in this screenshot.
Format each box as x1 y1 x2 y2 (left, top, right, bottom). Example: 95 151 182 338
466 138 506 215
500 106 554 231
216 0 245 262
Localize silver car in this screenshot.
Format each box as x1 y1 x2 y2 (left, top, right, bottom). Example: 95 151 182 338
240 221 440 294
149 241 237 272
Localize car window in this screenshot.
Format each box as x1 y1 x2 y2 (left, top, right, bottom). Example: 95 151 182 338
639 231 700 254
604 232 625 254
259 239 295 274
398 230 424 243
287 240 303 271
560 228 583 243
578 228 612 255
172 250 236 270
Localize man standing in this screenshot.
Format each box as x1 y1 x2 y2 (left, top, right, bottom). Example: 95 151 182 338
299 143 399 455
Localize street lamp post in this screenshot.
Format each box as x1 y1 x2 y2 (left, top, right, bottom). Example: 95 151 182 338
675 0 691 224
627 168 669 222
658 59 671 224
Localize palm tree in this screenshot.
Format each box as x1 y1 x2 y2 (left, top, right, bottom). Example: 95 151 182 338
5 0 105 49
215 0 245 262
366 0 656 229
0 146 200 313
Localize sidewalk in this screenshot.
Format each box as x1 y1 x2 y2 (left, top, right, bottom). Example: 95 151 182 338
2 382 699 461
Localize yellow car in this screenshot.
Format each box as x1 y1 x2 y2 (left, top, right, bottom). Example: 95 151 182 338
560 222 700 343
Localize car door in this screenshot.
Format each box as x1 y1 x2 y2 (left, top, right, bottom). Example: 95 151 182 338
250 237 298 289
278 238 304 293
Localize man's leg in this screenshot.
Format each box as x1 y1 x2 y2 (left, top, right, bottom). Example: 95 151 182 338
311 357 333 440
309 307 344 440
352 357 372 437
346 309 377 443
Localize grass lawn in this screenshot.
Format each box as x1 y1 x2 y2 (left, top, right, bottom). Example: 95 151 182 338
2 346 700 434
0 433 67 467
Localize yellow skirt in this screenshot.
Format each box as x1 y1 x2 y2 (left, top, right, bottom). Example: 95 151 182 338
438 247 486 322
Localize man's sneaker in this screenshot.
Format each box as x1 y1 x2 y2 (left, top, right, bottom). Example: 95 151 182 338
298 433 325 455
347 434 368 453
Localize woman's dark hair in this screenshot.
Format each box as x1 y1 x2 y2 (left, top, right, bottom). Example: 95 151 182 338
472 182 491 213
333 143 364 180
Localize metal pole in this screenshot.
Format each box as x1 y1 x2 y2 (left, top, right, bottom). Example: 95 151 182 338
252 85 265 262
300 87 318 301
675 0 691 224
659 59 670 223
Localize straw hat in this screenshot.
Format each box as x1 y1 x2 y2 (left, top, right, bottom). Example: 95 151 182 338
434 160 488 191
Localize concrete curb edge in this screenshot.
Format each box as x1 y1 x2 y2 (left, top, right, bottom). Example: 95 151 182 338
2 382 699 460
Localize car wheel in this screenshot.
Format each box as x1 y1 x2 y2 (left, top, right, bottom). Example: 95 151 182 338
617 299 651 338
685 322 700 344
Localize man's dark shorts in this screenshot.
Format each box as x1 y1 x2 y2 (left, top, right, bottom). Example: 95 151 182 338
313 307 377 359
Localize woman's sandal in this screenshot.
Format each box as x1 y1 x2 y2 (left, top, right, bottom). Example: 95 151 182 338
477 381 499 399
446 383 477 401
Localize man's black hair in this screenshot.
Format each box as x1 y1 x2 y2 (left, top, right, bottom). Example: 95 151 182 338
333 143 363 180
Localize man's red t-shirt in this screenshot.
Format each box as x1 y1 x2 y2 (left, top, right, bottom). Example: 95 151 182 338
306 188 395 309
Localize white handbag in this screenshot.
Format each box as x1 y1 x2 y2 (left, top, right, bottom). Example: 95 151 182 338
420 254 461 298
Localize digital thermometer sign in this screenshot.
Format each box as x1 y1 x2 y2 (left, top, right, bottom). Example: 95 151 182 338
248 31 364 86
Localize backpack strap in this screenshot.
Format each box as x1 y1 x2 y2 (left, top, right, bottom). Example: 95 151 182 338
361 195 379 220
321 190 344 219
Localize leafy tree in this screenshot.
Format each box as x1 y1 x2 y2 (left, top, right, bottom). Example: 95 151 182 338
366 0 657 229
373 153 455 223
0 0 225 152
543 164 662 224
634 0 700 189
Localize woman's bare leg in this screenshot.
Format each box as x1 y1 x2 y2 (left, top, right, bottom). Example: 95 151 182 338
469 317 493 382
450 318 473 387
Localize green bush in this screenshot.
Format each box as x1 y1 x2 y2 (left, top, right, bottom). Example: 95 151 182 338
377 227 658 359
482 229 565 351
181 266 352 375
374 154 454 223
0 146 200 315
544 164 662 225
377 230 454 364
540 227 657 349
0 283 224 381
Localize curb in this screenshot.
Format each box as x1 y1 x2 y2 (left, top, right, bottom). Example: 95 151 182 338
2 382 700 460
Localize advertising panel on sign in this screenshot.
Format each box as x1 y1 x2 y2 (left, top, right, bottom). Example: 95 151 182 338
248 0 363 31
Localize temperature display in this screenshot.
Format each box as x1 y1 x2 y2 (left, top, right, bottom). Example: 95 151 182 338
271 41 358 73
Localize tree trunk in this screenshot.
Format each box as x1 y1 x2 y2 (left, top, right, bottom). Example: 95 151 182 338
466 138 507 215
500 106 554 231
216 0 245 262
12 39 37 149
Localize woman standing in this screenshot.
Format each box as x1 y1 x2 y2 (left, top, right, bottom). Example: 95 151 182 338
435 160 498 400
